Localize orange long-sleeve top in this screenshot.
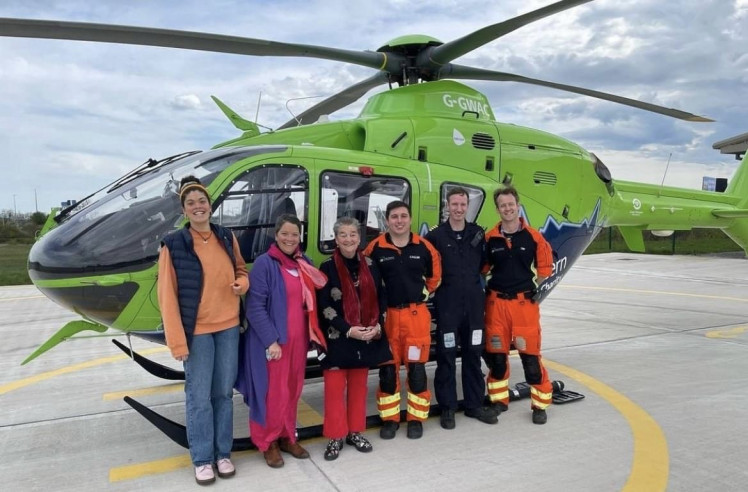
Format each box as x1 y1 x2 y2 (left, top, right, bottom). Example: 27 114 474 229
157 229 249 358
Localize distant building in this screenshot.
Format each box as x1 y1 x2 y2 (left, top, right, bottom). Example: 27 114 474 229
712 132 748 160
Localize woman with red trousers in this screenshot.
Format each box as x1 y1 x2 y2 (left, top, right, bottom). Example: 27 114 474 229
317 217 390 461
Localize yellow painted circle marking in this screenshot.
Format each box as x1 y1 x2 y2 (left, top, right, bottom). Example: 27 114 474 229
545 359 668 492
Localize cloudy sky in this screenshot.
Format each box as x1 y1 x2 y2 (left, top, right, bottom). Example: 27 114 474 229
1 0 746 214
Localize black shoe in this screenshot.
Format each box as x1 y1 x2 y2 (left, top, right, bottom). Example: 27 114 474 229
532 408 547 425
345 432 373 453
490 402 509 415
379 421 399 440
323 438 343 461
406 421 423 439
440 409 456 430
464 406 499 425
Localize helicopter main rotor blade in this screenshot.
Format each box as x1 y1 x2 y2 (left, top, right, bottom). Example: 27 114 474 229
278 72 390 129
427 0 593 66
0 18 396 72
443 64 713 122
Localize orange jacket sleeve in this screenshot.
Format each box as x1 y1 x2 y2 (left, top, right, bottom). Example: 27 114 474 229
529 228 553 279
157 246 188 359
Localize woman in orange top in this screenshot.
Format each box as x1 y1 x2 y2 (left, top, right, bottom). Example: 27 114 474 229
157 175 248 485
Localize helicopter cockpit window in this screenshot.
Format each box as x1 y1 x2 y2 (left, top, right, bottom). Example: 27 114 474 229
319 171 410 253
439 183 484 223
29 147 269 277
211 165 308 263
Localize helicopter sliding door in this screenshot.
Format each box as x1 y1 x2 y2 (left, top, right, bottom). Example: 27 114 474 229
210 164 308 263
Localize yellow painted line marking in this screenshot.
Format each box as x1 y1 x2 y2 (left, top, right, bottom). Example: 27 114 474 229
0 295 46 302
110 454 192 482
562 284 747 303
0 347 169 395
297 397 323 427
705 325 748 339
545 359 669 492
103 383 184 401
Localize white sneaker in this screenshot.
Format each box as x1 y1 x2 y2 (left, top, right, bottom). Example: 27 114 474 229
195 464 215 485
216 458 235 478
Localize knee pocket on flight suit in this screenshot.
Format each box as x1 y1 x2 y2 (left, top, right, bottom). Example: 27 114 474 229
520 353 542 384
404 306 431 363
510 301 541 353
379 364 397 395
483 352 507 380
407 363 427 393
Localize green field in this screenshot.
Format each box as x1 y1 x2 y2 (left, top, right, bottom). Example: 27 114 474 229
0 243 32 286
585 228 744 255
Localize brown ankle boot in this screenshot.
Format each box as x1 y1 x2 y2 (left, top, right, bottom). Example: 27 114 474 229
278 437 310 459
263 441 284 468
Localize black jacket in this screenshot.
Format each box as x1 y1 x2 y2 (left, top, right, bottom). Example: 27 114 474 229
317 254 391 369
425 222 486 331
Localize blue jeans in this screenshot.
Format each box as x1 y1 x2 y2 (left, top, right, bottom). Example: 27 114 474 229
184 326 239 466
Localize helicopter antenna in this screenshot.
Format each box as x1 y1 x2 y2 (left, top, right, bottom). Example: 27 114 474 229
255 91 262 123
285 95 325 126
660 152 673 188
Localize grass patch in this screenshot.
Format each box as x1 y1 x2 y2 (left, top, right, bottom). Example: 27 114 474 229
585 228 744 255
0 243 32 285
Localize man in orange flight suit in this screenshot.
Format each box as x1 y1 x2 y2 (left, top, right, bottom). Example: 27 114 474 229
364 200 441 439
483 186 554 424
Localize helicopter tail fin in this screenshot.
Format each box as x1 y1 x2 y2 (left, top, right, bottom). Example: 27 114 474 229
717 153 748 253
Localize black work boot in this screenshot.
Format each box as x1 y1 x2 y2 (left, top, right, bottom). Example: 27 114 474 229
532 408 547 425
464 406 499 425
379 421 399 439
406 421 423 439
440 408 456 430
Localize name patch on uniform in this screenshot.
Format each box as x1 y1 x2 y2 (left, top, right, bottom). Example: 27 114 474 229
443 332 456 349
471 329 482 346
408 345 421 361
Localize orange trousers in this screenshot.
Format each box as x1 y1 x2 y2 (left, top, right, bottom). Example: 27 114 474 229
484 292 552 410
376 303 432 422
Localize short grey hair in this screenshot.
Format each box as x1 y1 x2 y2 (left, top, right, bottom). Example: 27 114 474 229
333 216 361 236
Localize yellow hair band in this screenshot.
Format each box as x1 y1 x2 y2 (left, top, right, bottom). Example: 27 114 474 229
179 183 209 200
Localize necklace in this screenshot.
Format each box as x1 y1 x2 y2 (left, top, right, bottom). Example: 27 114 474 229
195 229 212 243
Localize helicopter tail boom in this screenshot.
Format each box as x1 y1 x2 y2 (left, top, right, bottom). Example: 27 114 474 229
607 153 748 256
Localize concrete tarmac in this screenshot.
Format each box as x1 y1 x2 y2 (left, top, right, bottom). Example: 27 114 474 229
1 253 747 491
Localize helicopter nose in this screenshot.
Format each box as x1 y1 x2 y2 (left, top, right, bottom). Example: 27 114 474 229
27 217 161 327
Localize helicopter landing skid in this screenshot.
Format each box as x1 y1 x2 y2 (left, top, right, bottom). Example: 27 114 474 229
113 338 328 381
112 339 185 380
124 379 582 450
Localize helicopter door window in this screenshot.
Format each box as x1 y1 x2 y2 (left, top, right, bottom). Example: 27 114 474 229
439 183 485 224
210 165 308 262
319 171 410 253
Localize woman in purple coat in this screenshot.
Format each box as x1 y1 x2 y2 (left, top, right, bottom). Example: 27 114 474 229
235 214 326 468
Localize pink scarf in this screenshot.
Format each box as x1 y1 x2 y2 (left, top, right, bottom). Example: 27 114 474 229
268 243 328 350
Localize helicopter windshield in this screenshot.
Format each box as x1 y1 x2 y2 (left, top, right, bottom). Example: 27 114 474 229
29 147 283 278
